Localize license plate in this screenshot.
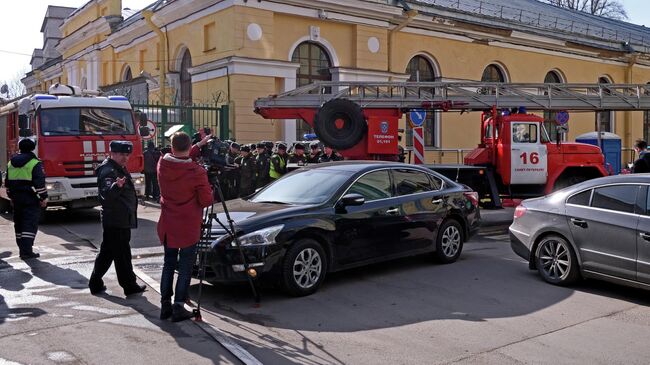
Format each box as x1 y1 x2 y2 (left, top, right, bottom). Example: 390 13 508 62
84 190 98 197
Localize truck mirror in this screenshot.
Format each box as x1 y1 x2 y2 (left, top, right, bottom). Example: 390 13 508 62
139 126 150 137
19 128 33 137
18 115 29 130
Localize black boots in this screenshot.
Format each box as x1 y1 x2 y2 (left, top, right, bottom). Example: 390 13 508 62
171 304 195 322
124 284 147 296
19 252 40 260
160 302 173 320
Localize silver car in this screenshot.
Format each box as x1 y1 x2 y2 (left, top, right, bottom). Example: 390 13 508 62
509 174 650 290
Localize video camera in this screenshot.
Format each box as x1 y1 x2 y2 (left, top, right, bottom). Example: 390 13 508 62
195 128 232 186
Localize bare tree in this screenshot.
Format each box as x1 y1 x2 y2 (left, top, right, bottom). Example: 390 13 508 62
0 68 28 100
544 0 628 20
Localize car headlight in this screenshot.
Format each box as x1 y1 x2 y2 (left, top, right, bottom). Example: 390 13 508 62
134 177 144 185
228 224 284 247
46 181 63 193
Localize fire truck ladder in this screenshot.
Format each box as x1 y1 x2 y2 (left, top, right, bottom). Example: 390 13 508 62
254 81 650 112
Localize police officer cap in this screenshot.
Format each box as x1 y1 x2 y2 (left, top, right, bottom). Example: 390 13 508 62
230 142 240 150
256 142 266 149
18 138 35 152
110 140 133 154
294 143 305 150
277 142 287 150
240 145 251 152
264 141 274 150
310 141 320 149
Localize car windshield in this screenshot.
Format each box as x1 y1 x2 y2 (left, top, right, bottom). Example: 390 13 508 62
39 108 135 136
251 169 353 205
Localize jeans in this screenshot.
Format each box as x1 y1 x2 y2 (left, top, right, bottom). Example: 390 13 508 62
160 243 197 305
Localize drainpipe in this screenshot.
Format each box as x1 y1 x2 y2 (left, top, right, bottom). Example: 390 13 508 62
388 8 418 73
625 54 638 148
142 9 167 104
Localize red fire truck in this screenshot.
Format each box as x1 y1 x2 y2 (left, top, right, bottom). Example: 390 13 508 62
254 82 650 206
0 84 145 211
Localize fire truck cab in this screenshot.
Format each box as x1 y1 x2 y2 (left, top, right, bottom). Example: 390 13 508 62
464 107 608 197
0 84 145 211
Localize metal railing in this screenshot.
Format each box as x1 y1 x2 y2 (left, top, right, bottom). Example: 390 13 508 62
131 102 228 147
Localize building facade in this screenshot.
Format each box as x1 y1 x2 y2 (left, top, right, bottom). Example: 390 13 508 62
23 0 650 163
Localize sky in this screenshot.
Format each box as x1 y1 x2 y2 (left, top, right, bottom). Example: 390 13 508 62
0 0 649 92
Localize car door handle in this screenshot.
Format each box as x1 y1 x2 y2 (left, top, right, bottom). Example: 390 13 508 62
431 199 443 204
570 218 588 228
640 232 650 242
386 208 399 215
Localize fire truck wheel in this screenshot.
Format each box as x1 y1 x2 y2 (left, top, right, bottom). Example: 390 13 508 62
314 99 366 150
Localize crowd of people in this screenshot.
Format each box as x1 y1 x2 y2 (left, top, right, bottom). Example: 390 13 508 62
141 137 345 202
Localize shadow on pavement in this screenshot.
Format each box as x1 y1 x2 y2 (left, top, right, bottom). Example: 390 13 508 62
24 258 89 290
194 246 650 336
0 251 47 325
99 293 235 364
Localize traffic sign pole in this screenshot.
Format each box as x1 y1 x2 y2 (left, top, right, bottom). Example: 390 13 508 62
413 127 425 164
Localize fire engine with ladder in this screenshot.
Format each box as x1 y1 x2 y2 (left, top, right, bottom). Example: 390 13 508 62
255 81 650 207
0 84 145 212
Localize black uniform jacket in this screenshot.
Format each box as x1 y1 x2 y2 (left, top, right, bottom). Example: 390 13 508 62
97 158 138 228
5 152 47 204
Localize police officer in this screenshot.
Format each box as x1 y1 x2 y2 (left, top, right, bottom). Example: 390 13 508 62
255 142 271 188
288 143 307 164
269 142 288 181
235 145 256 197
89 141 146 296
307 141 322 163
5 138 47 259
318 145 342 163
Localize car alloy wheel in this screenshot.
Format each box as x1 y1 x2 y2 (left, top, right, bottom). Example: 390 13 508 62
293 248 322 289
441 225 461 257
434 219 464 263
535 235 579 285
282 238 327 296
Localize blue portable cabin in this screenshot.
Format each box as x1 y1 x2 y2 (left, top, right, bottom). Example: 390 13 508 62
575 132 622 175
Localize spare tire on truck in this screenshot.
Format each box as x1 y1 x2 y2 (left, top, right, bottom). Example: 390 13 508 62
314 99 366 150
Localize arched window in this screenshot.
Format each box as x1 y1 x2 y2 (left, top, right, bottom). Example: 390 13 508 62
292 42 332 139
543 71 563 141
597 76 613 132
481 64 506 82
180 50 192 107
405 55 437 147
123 66 132 81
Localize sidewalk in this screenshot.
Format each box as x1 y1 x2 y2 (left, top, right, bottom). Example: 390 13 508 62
0 213 244 365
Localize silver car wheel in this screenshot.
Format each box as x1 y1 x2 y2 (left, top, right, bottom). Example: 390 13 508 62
441 225 461 257
292 248 322 289
539 239 571 281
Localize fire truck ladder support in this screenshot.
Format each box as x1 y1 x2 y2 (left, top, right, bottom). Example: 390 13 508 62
254 81 650 112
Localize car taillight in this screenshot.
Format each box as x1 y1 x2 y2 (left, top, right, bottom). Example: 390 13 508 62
463 191 479 207
514 205 527 219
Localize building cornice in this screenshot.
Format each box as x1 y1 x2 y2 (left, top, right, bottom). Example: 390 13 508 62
57 16 111 55
189 56 300 82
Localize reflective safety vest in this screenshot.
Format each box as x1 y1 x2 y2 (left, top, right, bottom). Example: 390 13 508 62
269 154 287 179
7 158 39 181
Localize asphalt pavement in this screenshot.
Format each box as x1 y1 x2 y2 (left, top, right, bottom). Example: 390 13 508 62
0 204 516 365
0 203 243 365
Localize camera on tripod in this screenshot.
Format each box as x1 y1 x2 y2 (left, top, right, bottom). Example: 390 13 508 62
196 127 229 183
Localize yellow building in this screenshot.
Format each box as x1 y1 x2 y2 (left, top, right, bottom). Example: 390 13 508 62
23 0 650 164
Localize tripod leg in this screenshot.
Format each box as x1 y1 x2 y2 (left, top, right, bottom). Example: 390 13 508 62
194 246 207 321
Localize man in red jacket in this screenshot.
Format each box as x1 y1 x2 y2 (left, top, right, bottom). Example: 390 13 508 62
157 132 213 322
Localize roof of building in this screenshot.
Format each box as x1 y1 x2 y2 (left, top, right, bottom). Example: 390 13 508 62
407 0 650 53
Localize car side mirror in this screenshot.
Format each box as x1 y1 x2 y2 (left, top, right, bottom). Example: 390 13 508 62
339 193 365 207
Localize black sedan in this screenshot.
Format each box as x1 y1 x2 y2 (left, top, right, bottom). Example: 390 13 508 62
197 161 481 296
